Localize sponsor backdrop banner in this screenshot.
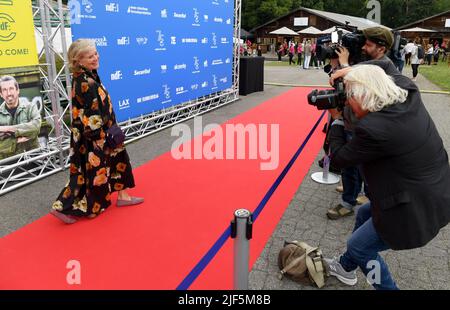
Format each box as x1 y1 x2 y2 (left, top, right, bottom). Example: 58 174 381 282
0 0 39 69
71 0 234 122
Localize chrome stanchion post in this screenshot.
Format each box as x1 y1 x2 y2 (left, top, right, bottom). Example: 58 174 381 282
231 209 253 290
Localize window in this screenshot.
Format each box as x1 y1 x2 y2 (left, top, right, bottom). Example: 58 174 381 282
445 19 450 27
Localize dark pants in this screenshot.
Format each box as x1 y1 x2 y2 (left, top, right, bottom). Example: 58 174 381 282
277 52 282 61
405 53 412 65
342 166 363 207
340 203 399 290
311 55 318 67
433 54 439 63
396 60 405 73
412 64 419 78
289 53 294 65
342 131 367 209
297 53 302 65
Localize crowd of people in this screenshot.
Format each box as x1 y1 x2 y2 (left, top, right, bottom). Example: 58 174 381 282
276 39 324 69
239 39 263 57
395 38 450 80
270 36 449 85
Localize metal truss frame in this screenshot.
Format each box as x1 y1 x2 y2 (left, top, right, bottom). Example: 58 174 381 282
1 0 242 196
0 0 71 196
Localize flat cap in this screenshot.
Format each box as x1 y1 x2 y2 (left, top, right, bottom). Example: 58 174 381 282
363 27 394 49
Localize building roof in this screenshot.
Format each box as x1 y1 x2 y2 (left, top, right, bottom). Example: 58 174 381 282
394 10 450 30
250 7 390 32
304 8 390 30
399 27 437 33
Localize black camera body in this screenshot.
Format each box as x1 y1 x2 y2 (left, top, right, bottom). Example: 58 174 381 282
316 30 367 65
307 78 347 111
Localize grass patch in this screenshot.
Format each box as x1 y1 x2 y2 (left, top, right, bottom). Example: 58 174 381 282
419 60 450 91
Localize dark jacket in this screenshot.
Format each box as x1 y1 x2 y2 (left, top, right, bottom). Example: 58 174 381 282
329 68 450 250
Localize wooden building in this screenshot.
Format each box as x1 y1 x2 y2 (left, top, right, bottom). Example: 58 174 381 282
395 10 450 47
250 7 389 52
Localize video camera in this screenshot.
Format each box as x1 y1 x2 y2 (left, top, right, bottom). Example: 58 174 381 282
307 78 347 111
307 27 366 111
315 28 367 65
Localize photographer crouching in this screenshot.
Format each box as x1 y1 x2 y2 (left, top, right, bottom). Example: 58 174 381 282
323 64 450 289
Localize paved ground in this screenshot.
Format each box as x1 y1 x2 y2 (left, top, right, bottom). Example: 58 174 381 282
1 59 449 290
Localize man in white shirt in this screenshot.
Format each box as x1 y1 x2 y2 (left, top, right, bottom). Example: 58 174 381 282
404 40 415 66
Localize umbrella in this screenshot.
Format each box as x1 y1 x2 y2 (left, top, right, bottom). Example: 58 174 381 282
399 27 437 33
298 26 322 35
269 27 299 36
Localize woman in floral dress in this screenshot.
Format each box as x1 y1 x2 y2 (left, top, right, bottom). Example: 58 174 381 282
51 39 143 224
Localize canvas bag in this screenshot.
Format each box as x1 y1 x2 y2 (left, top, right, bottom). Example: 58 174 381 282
278 240 327 288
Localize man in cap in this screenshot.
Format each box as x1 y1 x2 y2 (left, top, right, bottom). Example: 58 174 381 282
338 26 394 67
326 27 397 221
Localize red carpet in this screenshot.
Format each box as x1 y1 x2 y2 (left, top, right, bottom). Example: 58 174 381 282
0 87 326 289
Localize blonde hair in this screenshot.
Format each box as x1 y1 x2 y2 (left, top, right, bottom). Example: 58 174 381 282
68 39 96 72
344 65 408 113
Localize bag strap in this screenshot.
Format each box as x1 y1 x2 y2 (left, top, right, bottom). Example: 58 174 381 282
291 241 325 288
305 249 326 288
278 253 306 280
289 241 318 255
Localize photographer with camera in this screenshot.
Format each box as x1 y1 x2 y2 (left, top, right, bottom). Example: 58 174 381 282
324 27 396 221
335 27 395 70
322 64 450 289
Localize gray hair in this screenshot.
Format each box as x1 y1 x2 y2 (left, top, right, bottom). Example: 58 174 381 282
0 75 19 90
344 65 408 113
68 39 96 72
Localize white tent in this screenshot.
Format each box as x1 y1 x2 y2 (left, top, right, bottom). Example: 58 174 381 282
298 26 322 35
399 27 437 33
321 27 351 35
269 27 299 36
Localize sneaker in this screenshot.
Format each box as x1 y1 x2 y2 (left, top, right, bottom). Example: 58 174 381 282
324 256 358 286
326 204 354 220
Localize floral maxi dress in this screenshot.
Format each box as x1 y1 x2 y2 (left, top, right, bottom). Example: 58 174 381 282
52 69 135 216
